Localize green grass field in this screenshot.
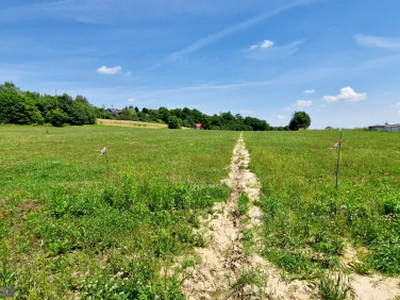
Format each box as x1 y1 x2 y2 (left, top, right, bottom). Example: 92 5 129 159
1 125 399 298
245 130 400 279
0 125 237 299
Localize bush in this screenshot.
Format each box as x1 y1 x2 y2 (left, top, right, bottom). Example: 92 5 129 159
167 116 182 129
45 109 69 127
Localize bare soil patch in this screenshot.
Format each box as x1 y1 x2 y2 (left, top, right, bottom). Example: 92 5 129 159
340 244 400 299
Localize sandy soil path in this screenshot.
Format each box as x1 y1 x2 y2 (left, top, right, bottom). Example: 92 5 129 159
181 134 400 299
181 134 311 299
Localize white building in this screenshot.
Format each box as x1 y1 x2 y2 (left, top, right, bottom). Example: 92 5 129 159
369 123 400 132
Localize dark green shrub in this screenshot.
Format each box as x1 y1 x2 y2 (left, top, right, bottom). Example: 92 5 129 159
167 116 182 129
45 109 68 127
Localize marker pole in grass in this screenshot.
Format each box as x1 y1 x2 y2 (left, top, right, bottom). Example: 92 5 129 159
100 146 109 179
335 129 343 190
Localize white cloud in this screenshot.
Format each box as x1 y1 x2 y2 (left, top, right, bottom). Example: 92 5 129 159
97 65 122 75
127 98 136 102
277 114 285 120
322 86 367 103
354 34 400 50
261 39 274 49
303 89 315 94
249 39 274 51
296 100 312 107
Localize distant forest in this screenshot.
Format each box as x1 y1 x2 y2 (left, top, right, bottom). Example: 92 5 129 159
0 82 289 131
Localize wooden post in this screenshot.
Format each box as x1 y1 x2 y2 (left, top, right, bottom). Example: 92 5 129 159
335 129 342 190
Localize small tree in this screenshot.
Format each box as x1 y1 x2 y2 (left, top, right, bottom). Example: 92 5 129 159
289 111 311 131
46 109 68 127
167 116 182 129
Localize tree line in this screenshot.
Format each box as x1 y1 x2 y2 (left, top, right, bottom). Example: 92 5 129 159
0 82 96 126
0 82 311 130
102 105 271 131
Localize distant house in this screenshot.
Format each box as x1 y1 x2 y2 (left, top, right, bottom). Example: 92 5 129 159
107 108 122 114
369 123 400 132
195 123 203 130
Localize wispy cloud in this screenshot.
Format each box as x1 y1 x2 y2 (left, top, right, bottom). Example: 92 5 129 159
276 114 286 120
97 65 122 75
1 0 323 25
354 34 400 50
322 86 366 102
153 0 314 68
296 100 313 107
303 89 315 94
245 40 303 61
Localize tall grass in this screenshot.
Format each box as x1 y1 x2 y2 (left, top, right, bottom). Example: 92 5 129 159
245 130 400 279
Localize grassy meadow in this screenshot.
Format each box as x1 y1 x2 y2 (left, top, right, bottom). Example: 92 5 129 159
1 125 399 298
0 125 237 299
245 130 400 280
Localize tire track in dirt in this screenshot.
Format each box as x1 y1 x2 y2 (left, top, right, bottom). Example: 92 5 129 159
181 134 312 299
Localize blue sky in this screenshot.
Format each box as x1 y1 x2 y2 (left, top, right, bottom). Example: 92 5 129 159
1 0 400 129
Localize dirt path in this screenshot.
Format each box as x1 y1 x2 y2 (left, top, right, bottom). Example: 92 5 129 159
181 135 400 299
340 245 400 299
181 134 311 299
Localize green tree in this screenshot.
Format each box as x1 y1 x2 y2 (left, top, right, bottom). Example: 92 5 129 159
45 109 68 127
289 111 311 130
167 116 182 129
0 82 22 95
117 107 136 121
244 117 270 131
158 107 170 123
0 93 44 125
69 99 96 125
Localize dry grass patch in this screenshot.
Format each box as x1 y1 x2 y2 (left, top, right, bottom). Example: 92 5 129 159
97 118 167 129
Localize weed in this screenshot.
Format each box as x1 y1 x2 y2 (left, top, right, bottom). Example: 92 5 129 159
315 272 352 300
230 268 266 298
238 194 250 215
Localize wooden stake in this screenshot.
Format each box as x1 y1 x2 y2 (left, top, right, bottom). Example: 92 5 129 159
335 129 342 190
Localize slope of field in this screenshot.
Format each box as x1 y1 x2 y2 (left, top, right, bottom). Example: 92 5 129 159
245 130 400 298
0 125 238 298
97 118 168 129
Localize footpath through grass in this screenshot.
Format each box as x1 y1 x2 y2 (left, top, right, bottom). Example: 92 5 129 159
245 130 400 280
0 125 238 299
